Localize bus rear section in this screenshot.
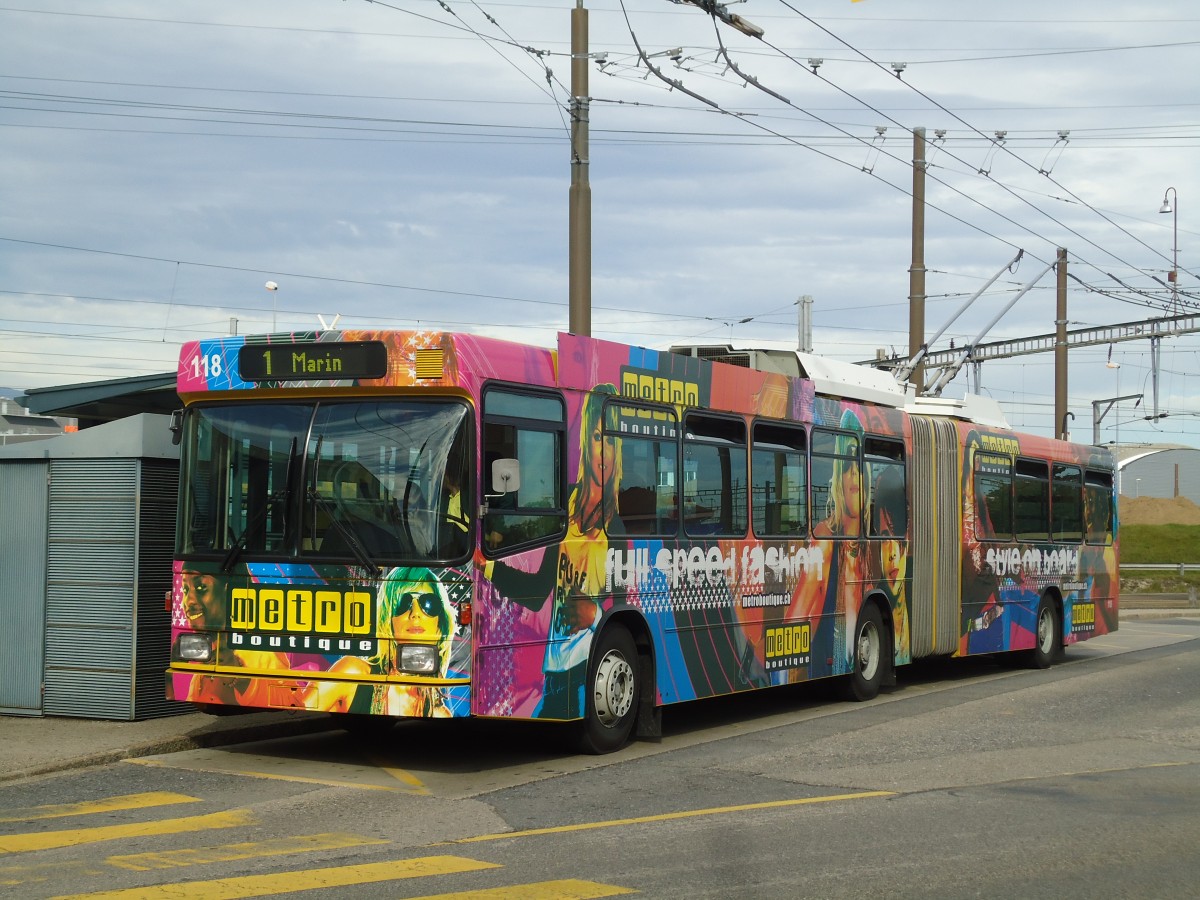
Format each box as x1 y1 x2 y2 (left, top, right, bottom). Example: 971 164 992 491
907 415 1118 666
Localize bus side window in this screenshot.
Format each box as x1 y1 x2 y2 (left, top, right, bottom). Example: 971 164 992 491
1084 469 1114 544
482 388 566 554
606 400 678 538
865 437 906 538
683 414 747 538
751 421 807 538
811 426 862 538
973 452 1013 541
1015 458 1050 542
1052 464 1083 542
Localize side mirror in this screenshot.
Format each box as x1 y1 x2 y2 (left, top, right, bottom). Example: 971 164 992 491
489 458 520 495
169 409 186 446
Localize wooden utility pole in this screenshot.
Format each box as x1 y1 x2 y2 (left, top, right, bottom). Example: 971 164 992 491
568 0 591 336
908 128 927 394
1055 247 1069 439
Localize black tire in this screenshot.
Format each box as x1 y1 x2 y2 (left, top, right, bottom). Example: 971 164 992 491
576 624 639 755
842 603 886 702
1024 596 1060 669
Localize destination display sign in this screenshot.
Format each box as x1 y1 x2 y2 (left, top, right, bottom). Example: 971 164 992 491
238 341 388 381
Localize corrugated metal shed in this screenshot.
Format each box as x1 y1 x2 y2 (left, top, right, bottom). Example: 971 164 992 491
0 463 48 715
0 414 184 719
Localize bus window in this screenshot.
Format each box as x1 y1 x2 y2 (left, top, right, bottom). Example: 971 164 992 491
179 404 311 556
751 422 807 537
307 401 472 562
178 400 473 565
1052 464 1083 542
866 437 906 538
605 401 678 537
1015 458 1049 542
683 414 747 538
973 452 1013 541
482 387 566 554
1084 469 1114 544
811 426 862 538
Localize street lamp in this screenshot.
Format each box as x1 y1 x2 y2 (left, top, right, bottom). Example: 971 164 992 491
265 281 279 331
1159 187 1178 311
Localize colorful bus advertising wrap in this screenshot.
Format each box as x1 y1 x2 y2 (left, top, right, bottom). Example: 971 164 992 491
169 561 472 718
169 328 1118 743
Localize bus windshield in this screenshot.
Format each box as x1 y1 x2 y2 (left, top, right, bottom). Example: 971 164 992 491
179 399 471 565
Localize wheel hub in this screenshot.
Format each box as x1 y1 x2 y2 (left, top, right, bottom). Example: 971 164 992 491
1038 607 1054 652
593 650 635 727
857 622 880 681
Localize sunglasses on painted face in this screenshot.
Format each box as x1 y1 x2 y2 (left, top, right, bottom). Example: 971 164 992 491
396 591 441 618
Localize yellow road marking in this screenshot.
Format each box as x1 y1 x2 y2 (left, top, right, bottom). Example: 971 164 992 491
451 790 895 843
0 833 387 887
50 855 500 899
369 754 430 793
408 879 635 899
0 809 255 855
0 859 105 887
107 832 389 871
0 793 200 824
128 758 424 793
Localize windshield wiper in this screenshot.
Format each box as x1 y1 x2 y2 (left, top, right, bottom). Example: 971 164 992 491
305 433 382 579
308 489 382 579
221 438 296 573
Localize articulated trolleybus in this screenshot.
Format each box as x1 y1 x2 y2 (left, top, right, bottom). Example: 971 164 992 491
167 330 1118 753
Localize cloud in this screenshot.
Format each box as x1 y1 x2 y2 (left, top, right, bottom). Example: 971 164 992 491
1 0 1197 445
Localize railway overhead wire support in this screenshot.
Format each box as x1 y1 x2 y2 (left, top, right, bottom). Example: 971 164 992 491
866 313 1200 391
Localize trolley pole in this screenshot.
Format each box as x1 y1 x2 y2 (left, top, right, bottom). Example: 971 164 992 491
908 128 927 394
1055 247 1068 439
568 0 592 336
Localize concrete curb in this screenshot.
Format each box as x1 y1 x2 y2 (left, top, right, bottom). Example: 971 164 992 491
1 712 341 784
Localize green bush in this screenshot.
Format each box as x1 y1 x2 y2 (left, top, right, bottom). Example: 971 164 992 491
1119 524 1200 594
1119 524 1200 564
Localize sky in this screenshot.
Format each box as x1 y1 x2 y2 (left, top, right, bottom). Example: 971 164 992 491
2 0 1198 448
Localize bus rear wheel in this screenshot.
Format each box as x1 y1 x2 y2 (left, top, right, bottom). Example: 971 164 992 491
842 603 887 702
1024 596 1060 669
577 624 639 755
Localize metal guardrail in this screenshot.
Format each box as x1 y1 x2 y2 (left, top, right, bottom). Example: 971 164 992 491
1122 595 1198 609
1120 564 1200 609
1120 563 1200 574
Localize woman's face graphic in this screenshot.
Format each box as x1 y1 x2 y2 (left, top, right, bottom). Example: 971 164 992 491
840 464 861 526
589 419 621 493
390 587 445 642
880 540 905 595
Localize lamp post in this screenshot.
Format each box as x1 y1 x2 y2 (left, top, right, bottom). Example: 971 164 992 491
1159 187 1178 311
265 281 279 331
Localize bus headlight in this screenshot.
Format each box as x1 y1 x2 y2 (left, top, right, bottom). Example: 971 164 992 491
399 645 438 674
176 633 214 662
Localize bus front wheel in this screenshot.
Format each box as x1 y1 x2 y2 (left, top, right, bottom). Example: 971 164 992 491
577 624 639 754
842 603 886 702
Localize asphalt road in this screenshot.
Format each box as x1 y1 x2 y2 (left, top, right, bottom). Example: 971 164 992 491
2 617 1198 899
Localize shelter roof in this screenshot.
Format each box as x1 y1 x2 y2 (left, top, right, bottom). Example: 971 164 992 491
18 372 179 427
